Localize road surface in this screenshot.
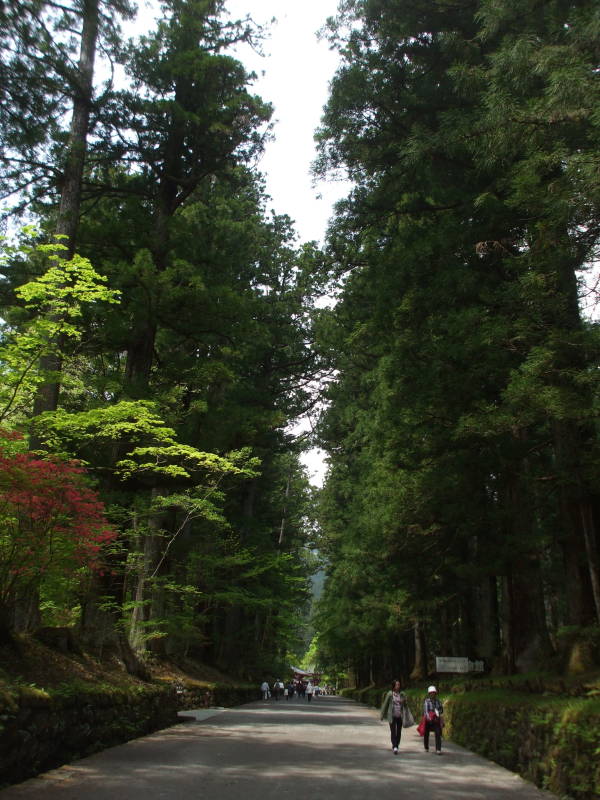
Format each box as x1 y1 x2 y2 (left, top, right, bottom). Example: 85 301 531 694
0 695 556 799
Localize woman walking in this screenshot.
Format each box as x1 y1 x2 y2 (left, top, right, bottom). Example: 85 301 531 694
423 685 444 754
380 680 407 755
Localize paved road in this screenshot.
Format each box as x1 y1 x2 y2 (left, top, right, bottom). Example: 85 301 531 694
1 696 556 799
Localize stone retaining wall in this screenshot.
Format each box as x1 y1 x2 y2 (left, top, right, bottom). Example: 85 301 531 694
0 680 261 788
0 684 178 787
175 684 259 710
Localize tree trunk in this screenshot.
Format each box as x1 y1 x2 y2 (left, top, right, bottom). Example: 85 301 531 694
0 601 15 645
56 0 99 252
409 619 427 680
473 574 499 663
554 421 600 627
79 573 150 680
129 489 168 654
579 501 600 624
278 472 292 548
9 588 41 633
499 465 554 673
29 0 100 444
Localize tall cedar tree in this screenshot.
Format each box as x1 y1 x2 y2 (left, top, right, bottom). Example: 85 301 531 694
313 0 600 681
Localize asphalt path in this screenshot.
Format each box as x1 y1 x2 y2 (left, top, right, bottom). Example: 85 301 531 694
1 695 557 799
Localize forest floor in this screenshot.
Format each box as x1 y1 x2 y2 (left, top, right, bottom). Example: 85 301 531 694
0 634 238 694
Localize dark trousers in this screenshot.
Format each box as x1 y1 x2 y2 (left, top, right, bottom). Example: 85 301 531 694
389 717 403 749
424 720 442 751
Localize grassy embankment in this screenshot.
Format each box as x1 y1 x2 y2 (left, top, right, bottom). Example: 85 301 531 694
0 635 257 786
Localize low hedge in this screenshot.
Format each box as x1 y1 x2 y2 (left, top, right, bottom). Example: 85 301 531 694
343 684 600 799
445 691 600 799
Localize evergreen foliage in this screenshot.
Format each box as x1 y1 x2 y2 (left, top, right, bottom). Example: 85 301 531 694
313 0 600 684
0 0 321 678
3 0 599 691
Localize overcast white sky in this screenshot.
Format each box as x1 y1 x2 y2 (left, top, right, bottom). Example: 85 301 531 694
225 0 347 485
226 0 351 245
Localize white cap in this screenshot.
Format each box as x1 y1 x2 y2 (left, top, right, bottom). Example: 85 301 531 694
427 685 437 693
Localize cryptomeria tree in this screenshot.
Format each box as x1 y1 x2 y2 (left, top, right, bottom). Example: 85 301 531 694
0 1 326 678
313 0 600 680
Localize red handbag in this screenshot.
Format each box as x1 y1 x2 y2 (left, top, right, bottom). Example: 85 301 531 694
417 716 426 736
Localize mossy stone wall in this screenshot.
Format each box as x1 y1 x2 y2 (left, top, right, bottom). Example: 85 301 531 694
0 679 261 788
175 683 259 709
0 683 178 787
445 692 600 799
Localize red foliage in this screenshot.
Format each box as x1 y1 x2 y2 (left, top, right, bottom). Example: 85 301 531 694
0 432 116 597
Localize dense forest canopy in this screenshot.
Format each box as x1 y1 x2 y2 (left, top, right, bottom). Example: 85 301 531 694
1 0 599 686
311 0 600 685
0 0 324 679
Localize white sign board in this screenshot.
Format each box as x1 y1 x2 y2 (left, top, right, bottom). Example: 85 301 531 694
436 657 469 673
435 657 485 673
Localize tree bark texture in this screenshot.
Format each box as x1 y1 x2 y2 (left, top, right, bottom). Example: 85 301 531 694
29 0 100 440
499 469 553 673
409 619 427 680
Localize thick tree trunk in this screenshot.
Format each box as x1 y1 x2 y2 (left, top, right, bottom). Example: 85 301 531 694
473 574 499 663
129 489 168 654
123 319 158 398
438 604 452 656
278 472 292 548
129 534 160 654
499 468 554 673
500 562 552 673
579 501 600 624
79 573 150 680
0 602 14 646
56 0 99 251
29 0 100 445
409 619 427 680
9 589 41 633
554 421 600 627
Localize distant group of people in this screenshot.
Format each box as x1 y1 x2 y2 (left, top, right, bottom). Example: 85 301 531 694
380 683 444 755
259 678 335 701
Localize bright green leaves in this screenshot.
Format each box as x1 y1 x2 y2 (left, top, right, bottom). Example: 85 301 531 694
31 401 177 449
0 235 120 424
116 444 259 482
15 239 120 317
30 399 260 483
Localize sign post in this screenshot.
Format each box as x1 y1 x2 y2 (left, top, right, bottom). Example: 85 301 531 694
435 657 484 673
